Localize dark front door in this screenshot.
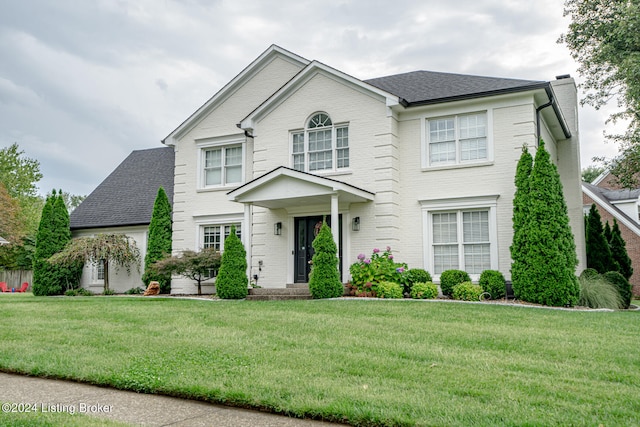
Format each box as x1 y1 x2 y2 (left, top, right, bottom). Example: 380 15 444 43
294 216 342 283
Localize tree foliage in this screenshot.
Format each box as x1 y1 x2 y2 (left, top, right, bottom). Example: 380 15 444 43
581 165 605 183
0 143 44 235
151 248 220 296
142 187 172 293
32 190 81 295
561 0 640 187
510 146 533 299
309 221 343 299
609 218 633 280
512 141 580 306
0 182 24 244
215 225 248 299
585 204 616 273
49 233 141 292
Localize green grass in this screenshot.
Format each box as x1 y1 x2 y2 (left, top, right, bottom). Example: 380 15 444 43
1 295 639 426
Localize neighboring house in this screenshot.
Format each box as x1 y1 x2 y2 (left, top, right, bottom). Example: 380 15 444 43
69 147 174 293
157 44 585 293
583 171 640 295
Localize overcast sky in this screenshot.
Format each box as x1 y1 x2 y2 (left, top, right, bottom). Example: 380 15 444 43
0 0 623 197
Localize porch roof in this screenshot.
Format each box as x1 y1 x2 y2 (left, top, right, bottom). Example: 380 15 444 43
227 166 375 209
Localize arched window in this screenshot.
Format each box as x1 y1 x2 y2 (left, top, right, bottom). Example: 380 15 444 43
291 113 349 172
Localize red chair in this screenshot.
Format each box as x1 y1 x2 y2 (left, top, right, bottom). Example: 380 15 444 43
16 282 29 292
0 282 9 292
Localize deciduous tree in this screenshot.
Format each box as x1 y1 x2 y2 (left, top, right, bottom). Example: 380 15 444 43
151 248 220 295
49 234 141 292
561 0 640 187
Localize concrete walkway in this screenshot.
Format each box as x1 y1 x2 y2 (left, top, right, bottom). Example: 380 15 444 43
1 372 343 426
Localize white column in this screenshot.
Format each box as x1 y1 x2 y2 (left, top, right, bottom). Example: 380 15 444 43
244 203 252 281
331 193 339 253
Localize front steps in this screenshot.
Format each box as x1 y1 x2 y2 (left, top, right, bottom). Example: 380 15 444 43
247 284 312 301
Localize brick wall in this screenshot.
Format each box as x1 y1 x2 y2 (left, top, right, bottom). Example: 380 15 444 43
583 193 640 296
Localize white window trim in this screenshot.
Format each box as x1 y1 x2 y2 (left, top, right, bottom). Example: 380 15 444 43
196 135 245 190
194 214 244 251
420 195 499 282
289 113 350 174
90 260 105 285
421 109 493 169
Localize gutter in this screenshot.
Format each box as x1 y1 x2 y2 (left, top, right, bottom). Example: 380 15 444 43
536 84 572 145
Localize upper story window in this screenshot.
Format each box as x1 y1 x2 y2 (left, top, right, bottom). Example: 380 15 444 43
198 135 245 189
291 113 349 173
427 111 488 166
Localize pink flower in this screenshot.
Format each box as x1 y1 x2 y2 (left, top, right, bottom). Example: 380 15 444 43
373 248 380 253
388 254 394 260
357 253 366 260
386 246 391 252
396 267 405 273
364 259 371 264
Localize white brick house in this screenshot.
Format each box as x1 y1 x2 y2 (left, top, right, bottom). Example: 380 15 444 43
158 45 586 293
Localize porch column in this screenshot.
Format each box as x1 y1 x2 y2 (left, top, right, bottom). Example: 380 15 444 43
244 203 252 281
331 193 339 253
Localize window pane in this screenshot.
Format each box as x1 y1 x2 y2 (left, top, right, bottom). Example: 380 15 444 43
293 154 305 171
225 165 242 183
459 113 486 139
309 113 332 128
337 148 349 168
464 243 491 274
337 127 348 148
205 149 221 168
225 146 242 166
203 226 221 250
460 138 487 161
463 211 489 243
292 133 304 153
434 245 458 274
433 212 457 244
205 168 221 186
430 141 456 164
430 118 455 142
309 150 333 171
309 129 332 171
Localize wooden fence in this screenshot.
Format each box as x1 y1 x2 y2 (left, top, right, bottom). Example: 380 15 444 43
0 270 33 290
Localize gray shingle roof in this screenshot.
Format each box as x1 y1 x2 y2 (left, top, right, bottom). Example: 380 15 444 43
70 147 174 230
364 70 545 106
583 182 640 233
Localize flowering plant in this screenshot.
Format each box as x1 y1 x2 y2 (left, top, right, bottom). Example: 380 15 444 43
349 247 408 296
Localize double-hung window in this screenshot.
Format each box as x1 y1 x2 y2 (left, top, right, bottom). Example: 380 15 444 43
202 224 242 251
203 145 242 187
291 113 349 173
427 112 488 166
432 210 490 274
422 196 498 278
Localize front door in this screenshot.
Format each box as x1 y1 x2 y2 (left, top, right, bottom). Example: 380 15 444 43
294 216 342 283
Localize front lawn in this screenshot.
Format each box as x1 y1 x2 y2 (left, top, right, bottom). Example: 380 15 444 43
1 295 639 426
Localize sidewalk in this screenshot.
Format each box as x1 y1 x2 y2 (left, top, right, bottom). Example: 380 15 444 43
1 372 343 426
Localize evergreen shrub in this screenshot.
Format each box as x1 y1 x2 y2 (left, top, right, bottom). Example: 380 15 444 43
440 269 471 296
309 221 344 299
142 187 172 293
479 270 506 300
452 282 484 301
215 225 248 299
410 282 438 299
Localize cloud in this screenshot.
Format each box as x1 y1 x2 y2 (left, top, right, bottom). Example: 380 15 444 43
0 0 618 196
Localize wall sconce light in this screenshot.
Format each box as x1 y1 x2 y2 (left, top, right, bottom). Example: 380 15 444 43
352 217 360 231
274 222 282 235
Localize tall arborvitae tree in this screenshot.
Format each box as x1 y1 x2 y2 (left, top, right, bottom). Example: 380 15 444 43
517 140 580 306
610 218 633 280
32 190 80 295
603 220 613 244
215 225 248 299
142 187 172 293
309 221 344 299
510 146 533 300
586 204 616 273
